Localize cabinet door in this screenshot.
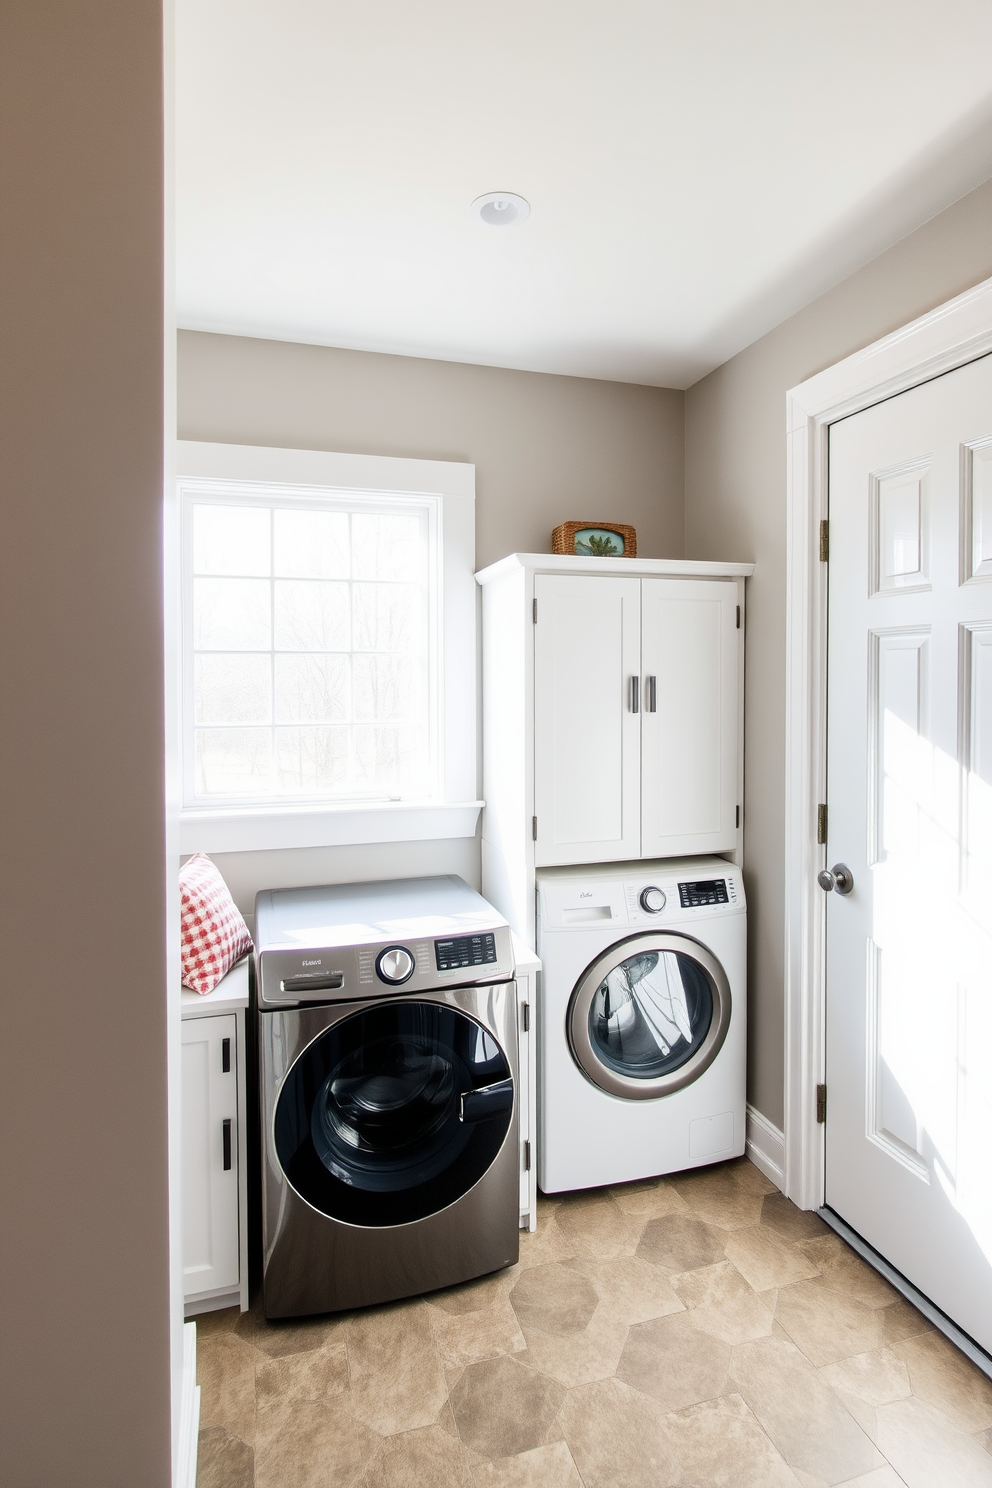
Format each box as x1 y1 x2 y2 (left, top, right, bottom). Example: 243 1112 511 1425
534 574 641 865
640 578 739 856
182 1014 239 1299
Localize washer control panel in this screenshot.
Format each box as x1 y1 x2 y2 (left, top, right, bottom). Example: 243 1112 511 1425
435 931 498 972
254 875 514 1006
376 946 416 984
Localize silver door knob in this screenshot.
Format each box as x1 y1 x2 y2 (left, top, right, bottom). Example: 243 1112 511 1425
376 946 415 984
818 864 854 895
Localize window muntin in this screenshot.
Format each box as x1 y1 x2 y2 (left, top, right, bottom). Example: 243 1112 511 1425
182 484 439 808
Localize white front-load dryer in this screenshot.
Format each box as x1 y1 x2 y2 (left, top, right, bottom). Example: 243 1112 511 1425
536 857 746 1193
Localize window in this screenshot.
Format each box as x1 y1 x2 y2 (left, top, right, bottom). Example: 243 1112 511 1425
176 443 479 851
185 489 437 804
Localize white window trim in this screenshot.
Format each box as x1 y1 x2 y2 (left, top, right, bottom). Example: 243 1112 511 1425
176 440 481 853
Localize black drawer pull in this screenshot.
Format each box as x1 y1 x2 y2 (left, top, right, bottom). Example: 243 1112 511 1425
222 1118 232 1171
221 1037 231 1073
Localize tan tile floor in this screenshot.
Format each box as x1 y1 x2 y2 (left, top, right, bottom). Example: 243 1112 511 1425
195 1158 992 1487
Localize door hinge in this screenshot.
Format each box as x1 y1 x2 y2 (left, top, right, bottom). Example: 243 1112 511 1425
533 597 538 623
817 803 827 845
819 520 829 562
523 1140 532 1171
736 604 741 629
816 1084 827 1124
520 1001 530 1033
532 815 538 841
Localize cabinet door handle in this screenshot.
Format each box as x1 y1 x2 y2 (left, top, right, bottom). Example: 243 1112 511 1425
646 675 657 712
629 675 639 713
222 1118 232 1171
221 1037 231 1073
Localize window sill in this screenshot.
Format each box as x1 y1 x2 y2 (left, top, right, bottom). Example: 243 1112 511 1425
178 800 484 856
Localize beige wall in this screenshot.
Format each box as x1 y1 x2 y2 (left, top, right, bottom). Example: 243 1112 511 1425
178 331 685 570
685 177 992 1130
178 331 685 907
0 4 171 1485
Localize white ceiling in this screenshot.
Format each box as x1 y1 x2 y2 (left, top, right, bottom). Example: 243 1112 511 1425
175 1 992 389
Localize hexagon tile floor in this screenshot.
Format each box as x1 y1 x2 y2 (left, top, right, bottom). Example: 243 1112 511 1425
194 1157 992 1488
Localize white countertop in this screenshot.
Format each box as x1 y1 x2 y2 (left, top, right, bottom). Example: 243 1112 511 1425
180 956 250 1018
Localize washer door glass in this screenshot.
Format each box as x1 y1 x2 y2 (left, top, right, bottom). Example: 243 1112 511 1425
568 933 732 1100
274 1001 513 1227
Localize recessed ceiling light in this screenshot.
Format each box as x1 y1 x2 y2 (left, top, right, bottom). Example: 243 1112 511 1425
471 192 530 227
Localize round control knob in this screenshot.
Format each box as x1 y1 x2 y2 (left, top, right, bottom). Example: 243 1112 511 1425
376 946 415 985
639 887 667 914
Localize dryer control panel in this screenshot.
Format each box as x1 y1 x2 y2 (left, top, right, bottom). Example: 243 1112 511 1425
538 858 744 931
678 879 730 908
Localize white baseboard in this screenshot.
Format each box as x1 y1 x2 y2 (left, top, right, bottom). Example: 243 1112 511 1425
745 1103 785 1192
185 1288 242 1318
176 1321 200 1488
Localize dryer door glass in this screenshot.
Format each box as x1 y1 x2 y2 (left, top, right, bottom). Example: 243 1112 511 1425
274 1002 513 1226
569 933 732 1100
591 949 712 1078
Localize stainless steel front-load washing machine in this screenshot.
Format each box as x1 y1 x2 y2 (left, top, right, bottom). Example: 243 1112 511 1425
254 876 519 1318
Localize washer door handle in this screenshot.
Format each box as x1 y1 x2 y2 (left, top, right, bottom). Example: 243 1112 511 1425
460 1079 514 1123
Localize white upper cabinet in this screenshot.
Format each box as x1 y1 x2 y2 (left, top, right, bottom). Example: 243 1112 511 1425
640 578 739 857
534 574 641 865
477 555 751 942
534 573 738 865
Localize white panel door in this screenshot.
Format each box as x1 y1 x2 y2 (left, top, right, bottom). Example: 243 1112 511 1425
182 1014 239 1299
533 573 641 865
641 578 739 857
826 353 992 1350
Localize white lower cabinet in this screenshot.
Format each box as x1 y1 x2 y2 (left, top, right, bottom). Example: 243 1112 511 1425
512 938 541 1233
181 967 249 1314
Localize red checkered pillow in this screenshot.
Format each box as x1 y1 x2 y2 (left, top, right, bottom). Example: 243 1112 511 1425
180 853 253 994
